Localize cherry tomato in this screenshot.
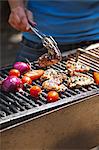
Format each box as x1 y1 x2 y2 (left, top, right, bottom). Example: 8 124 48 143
9 69 20 77
24 70 44 80
93 72 99 85
21 76 32 85
47 91 59 103
30 86 42 97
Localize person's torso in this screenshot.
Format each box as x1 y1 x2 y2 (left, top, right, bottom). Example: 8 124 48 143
23 0 99 44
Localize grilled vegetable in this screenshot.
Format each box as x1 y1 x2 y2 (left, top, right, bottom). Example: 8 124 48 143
30 85 42 97
9 69 20 77
21 76 32 85
47 91 59 102
14 62 31 74
93 72 99 85
24 70 44 80
1 76 23 92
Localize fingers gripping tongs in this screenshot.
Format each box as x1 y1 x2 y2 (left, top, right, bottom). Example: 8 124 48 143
29 21 62 61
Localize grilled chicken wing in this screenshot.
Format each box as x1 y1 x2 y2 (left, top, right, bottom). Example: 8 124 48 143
67 73 94 88
40 68 67 82
40 68 57 81
42 78 67 92
66 60 90 76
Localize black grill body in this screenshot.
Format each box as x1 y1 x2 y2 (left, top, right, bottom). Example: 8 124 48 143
0 48 99 150
0 57 99 131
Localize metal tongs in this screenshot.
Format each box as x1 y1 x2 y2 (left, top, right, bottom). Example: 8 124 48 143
29 21 62 60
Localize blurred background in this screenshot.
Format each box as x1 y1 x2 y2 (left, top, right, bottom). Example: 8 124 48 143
0 1 22 67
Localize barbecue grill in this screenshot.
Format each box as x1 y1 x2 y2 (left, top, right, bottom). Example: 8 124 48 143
0 46 99 149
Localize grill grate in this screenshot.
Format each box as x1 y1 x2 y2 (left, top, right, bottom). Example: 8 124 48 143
78 48 99 72
0 48 99 131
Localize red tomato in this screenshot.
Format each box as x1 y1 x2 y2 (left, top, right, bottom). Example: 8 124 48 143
24 70 44 80
30 86 42 97
21 76 32 85
93 72 99 85
9 69 20 77
47 91 59 103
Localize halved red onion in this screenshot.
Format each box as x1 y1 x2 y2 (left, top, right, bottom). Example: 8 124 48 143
14 62 31 74
1 76 23 92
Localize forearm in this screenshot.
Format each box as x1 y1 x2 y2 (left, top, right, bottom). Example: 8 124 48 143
8 0 25 10
8 0 35 31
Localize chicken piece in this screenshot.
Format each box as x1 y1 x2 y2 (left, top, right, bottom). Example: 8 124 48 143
38 53 61 68
42 78 67 92
66 60 90 76
40 68 58 81
67 73 94 88
40 68 67 82
38 37 62 68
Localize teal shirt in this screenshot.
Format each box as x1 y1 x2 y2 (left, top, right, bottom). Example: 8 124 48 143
23 0 99 44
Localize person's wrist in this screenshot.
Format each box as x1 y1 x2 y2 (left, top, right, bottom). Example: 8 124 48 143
10 6 25 12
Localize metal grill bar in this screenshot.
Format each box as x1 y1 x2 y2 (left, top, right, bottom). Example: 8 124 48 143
69 48 99 72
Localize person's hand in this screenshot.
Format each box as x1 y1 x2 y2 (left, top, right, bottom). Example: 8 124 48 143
8 6 36 32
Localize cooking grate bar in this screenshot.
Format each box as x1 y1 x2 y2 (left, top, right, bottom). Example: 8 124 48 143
0 98 12 115
23 90 45 106
0 111 6 117
31 64 38 70
79 48 99 71
90 84 98 89
0 97 13 109
74 89 81 93
58 62 67 68
0 92 20 113
63 91 73 97
9 93 31 110
85 50 99 60
66 89 77 95
39 93 48 103
93 48 99 53
0 103 12 115
86 72 93 77
16 92 39 107
36 99 46 105
51 65 63 72
79 60 98 72
89 49 99 55
0 92 15 103
79 56 99 68
53 63 66 71
0 72 7 79
80 54 99 64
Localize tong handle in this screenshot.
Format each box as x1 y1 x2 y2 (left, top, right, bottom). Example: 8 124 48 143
28 20 45 39
28 20 62 59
